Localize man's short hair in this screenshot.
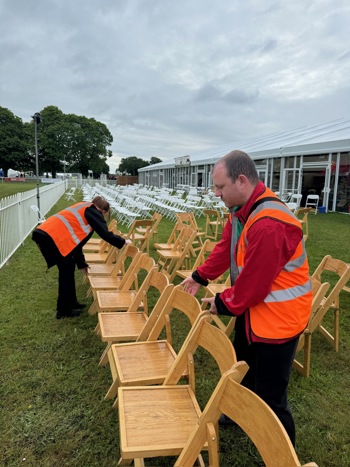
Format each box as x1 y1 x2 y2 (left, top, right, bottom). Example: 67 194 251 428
218 150 260 185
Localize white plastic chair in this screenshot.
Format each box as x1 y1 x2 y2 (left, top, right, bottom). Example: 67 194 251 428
305 194 320 214
65 187 76 201
30 205 46 224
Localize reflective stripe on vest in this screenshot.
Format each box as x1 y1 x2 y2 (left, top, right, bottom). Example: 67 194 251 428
236 187 312 339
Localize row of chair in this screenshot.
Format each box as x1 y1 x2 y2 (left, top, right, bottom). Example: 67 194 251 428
83 244 318 465
81 247 316 466
80 209 350 465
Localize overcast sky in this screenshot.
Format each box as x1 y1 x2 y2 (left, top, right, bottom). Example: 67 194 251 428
1 0 350 173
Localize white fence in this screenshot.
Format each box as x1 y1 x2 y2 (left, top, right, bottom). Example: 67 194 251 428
0 181 67 269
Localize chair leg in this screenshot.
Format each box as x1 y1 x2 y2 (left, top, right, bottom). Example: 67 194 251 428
99 342 111 367
105 378 120 400
303 333 311 378
88 300 98 315
334 309 340 352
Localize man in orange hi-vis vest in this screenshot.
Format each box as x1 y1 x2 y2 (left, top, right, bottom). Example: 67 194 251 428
182 150 312 446
32 196 131 320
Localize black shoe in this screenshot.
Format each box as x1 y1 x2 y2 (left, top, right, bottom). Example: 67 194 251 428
219 414 236 426
56 309 81 319
73 302 86 309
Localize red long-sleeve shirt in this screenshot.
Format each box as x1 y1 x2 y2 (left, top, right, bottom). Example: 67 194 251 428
197 182 303 338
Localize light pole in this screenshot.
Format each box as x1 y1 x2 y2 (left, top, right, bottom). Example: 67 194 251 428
32 112 42 217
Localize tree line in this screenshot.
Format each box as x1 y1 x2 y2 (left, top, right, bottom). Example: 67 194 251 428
0 106 162 178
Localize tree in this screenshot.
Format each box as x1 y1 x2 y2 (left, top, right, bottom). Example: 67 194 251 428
149 157 162 165
0 107 28 174
117 156 149 176
23 106 113 178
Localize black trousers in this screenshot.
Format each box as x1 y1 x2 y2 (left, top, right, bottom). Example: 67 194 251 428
56 254 78 312
233 315 298 446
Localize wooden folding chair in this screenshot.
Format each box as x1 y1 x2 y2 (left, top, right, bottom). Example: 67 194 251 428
157 226 197 281
175 239 218 281
84 245 120 264
116 311 238 466
203 209 223 240
293 277 331 377
295 207 312 242
97 273 171 366
136 212 162 243
125 218 154 255
153 220 184 250
175 362 319 467
86 245 141 298
105 285 203 402
175 212 205 254
312 255 350 352
83 219 118 252
203 275 236 337
87 253 156 314
85 244 139 279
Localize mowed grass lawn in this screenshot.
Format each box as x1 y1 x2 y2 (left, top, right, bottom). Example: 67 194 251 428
0 181 45 199
0 188 350 466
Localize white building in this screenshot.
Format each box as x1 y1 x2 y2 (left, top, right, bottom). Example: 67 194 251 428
138 118 350 213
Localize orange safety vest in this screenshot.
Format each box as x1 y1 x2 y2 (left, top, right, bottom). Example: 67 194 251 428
38 202 93 257
236 188 312 340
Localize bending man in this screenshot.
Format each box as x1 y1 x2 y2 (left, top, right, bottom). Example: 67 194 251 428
32 196 131 319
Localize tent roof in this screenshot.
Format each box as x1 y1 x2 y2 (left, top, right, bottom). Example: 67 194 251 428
139 118 350 172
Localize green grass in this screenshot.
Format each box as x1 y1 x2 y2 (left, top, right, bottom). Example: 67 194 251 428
0 181 45 199
0 193 350 466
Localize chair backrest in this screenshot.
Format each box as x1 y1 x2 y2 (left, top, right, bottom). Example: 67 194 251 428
127 268 170 315
293 277 331 377
138 285 202 345
312 255 350 312
305 194 320 214
149 212 162 236
126 218 154 240
203 209 223 240
305 277 331 334
176 212 201 231
295 207 312 241
175 362 318 467
291 193 303 207
163 227 197 281
117 252 156 292
30 204 45 223
192 239 218 270
164 311 237 388
109 244 140 277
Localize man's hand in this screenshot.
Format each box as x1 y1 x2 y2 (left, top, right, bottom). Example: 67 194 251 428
201 296 218 315
180 276 201 296
81 267 89 276
124 239 132 245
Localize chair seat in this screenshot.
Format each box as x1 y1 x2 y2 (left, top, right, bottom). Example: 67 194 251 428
97 290 138 311
206 283 227 294
112 340 180 385
84 252 109 263
86 264 116 276
119 385 202 459
153 242 174 250
88 276 123 290
99 312 147 342
175 270 191 279
157 250 183 259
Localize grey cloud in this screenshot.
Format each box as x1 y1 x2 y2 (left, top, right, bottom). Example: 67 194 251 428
194 84 258 105
1 0 350 164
